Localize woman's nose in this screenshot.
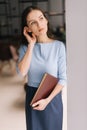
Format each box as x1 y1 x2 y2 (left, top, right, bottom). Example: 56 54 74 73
37 21 42 28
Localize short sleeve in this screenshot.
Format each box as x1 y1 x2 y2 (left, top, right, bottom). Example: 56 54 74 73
57 42 67 87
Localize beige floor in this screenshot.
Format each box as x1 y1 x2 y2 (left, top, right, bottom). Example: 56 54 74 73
0 63 26 130
0 62 67 130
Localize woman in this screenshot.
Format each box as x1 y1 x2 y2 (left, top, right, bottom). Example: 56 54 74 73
17 6 67 130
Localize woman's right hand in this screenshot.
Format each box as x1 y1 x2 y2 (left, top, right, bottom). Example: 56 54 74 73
23 26 36 45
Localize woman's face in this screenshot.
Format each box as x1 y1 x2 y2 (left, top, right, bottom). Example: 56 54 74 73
26 10 48 36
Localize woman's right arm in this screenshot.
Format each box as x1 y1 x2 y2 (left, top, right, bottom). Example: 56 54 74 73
17 26 36 76
18 44 34 76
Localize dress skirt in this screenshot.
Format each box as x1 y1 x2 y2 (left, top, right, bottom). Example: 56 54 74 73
25 85 63 130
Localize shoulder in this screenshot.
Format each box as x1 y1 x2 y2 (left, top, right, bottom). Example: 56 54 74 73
54 40 65 49
19 44 27 53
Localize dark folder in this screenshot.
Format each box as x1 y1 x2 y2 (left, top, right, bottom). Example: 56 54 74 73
30 73 58 106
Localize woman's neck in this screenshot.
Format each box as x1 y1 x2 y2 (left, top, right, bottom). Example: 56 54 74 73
37 35 53 43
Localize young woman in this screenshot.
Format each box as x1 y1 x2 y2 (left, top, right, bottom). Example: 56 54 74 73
17 6 67 130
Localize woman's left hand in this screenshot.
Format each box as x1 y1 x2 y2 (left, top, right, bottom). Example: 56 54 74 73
32 98 49 111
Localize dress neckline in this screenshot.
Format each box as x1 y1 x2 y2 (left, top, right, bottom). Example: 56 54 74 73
36 40 57 45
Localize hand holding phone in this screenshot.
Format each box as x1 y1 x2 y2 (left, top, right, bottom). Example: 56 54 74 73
23 26 36 45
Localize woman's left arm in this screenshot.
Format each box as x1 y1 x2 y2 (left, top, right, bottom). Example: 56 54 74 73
43 42 67 105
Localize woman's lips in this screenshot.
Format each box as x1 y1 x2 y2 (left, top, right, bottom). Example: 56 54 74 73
39 28 44 32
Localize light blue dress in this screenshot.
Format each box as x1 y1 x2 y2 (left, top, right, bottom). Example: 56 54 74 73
17 40 67 130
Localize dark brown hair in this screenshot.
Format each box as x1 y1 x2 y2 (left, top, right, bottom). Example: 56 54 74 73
21 6 55 45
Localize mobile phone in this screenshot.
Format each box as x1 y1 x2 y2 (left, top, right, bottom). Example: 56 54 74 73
28 32 33 37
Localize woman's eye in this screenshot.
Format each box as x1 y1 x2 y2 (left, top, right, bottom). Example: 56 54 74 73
30 21 36 26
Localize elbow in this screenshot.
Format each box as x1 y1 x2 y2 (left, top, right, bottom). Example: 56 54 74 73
20 71 26 77
58 78 67 87
17 64 27 77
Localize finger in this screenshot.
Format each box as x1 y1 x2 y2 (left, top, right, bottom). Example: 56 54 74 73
33 105 42 111
32 101 40 107
32 33 35 38
24 26 29 31
31 33 36 40
33 106 44 111
33 106 39 110
23 27 29 35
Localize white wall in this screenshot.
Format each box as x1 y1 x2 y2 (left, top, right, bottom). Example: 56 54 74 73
66 0 87 130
